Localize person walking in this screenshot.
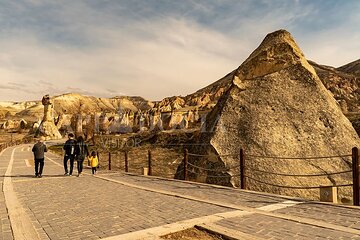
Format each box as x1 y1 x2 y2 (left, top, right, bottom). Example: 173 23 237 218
63 133 77 176
32 136 48 178
75 136 89 177
89 151 99 175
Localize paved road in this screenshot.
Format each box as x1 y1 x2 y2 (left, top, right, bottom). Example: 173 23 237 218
1 144 360 240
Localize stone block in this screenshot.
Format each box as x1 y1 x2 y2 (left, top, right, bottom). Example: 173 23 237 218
320 186 337 203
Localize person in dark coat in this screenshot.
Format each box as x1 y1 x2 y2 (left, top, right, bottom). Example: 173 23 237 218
32 136 48 178
75 136 89 177
63 133 77 176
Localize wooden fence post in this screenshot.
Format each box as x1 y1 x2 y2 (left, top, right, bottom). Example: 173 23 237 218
240 148 246 190
184 149 188 181
148 150 152 176
124 151 129 173
108 152 111 170
353 147 359 206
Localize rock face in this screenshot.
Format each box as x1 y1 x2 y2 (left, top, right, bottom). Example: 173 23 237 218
184 71 235 109
309 60 360 112
338 59 360 77
37 95 62 140
194 30 360 201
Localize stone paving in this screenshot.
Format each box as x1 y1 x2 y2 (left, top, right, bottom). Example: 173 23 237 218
215 214 360 239
1 144 360 239
100 173 360 233
3 146 231 240
101 173 296 208
275 202 360 230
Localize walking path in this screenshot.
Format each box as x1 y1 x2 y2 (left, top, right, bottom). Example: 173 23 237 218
1 144 360 240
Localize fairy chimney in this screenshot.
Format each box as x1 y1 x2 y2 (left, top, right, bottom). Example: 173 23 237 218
37 94 62 140
192 30 360 201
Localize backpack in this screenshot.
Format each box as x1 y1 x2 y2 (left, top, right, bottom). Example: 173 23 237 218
77 142 87 160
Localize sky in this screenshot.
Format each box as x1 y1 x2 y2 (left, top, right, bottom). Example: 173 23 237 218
0 0 359 102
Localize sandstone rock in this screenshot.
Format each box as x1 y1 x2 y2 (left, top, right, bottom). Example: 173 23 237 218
154 96 186 112
149 111 164 131
338 59 360 77
32 121 41 131
184 71 235 108
2 119 15 129
19 119 27 130
37 95 62 140
83 114 95 140
75 114 83 137
98 113 110 134
168 112 186 130
194 30 360 201
108 113 132 134
309 60 359 112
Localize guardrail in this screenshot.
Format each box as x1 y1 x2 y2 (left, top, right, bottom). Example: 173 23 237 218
182 147 359 206
0 139 33 152
74 143 360 206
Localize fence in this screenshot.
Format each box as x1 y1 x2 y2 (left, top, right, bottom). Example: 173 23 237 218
98 146 359 206
0 139 32 152
98 144 184 178
7 137 351 206
182 147 359 206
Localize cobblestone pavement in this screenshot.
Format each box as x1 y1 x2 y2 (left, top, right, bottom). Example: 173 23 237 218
1 144 360 240
99 172 360 232
215 214 360 239
102 173 296 208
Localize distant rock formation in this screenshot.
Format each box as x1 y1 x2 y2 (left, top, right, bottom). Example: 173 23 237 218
309 60 359 112
1 119 15 129
338 59 360 77
193 30 360 201
37 95 62 140
154 96 186 112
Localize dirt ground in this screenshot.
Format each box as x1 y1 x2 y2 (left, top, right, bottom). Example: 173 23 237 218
160 228 225 240
0 130 30 145
48 131 192 179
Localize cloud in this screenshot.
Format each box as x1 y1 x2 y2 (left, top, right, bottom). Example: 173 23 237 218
8 82 27 87
0 0 359 102
38 80 53 86
0 84 18 91
0 16 243 101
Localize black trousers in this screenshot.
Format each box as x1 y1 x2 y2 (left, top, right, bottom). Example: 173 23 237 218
77 160 84 174
92 167 97 174
35 158 44 176
64 155 75 174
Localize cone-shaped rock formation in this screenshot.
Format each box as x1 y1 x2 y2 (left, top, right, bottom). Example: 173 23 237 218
193 30 360 201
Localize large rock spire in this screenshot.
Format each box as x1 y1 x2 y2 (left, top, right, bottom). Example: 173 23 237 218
37 94 62 140
194 29 359 201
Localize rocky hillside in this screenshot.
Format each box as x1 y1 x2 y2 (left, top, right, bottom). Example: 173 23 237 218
0 101 38 119
0 93 153 121
309 60 359 112
183 59 360 113
151 59 359 116
338 59 360 77
184 70 235 109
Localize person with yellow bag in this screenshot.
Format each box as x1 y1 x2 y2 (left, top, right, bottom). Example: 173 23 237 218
88 151 99 175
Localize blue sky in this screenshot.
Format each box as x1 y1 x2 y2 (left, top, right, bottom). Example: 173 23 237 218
0 0 359 102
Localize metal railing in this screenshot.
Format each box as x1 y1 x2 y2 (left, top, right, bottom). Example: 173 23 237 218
182 147 359 206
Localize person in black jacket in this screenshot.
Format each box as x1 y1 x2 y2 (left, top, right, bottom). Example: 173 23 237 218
63 133 77 176
75 136 89 177
32 136 48 178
